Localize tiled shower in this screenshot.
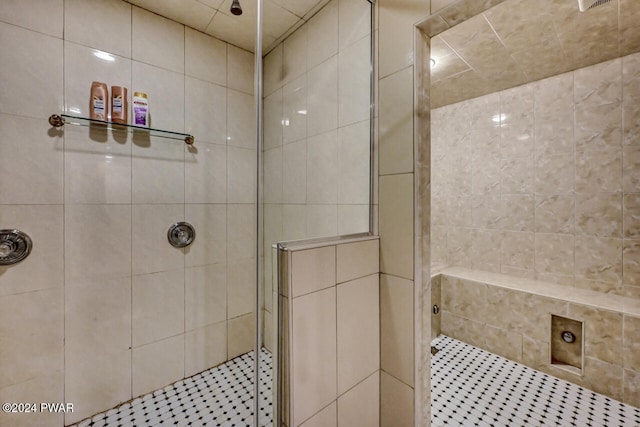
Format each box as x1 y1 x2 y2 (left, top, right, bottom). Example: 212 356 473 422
0 0 258 425
2 0 640 426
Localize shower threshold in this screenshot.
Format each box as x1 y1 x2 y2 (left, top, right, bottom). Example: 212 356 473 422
68 348 273 427
431 335 640 427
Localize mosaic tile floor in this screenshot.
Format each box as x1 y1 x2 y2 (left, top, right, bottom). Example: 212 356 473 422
431 335 640 427
69 348 273 427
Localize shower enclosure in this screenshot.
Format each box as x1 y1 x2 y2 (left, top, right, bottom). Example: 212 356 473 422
418 0 640 417
0 0 374 426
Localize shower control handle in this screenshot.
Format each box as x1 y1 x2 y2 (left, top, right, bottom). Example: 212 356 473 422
0 229 33 266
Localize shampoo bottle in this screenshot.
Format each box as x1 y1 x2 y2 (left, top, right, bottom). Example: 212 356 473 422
111 86 128 124
90 81 108 120
133 92 149 128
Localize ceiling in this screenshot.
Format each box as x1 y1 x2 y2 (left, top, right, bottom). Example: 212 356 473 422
125 0 330 53
429 0 640 108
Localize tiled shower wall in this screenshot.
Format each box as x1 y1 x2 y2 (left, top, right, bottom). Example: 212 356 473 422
0 1 256 425
431 52 640 298
261 0 372 354
262 0 372 243
280 238 379 427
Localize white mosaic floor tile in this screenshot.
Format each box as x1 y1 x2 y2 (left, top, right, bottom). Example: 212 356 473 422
431 335 640 427
68 348 273 427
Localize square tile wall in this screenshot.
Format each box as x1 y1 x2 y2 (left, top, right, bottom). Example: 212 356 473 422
431 52 640 299
261 0 372 259
0 1 256 425
281 237 380 427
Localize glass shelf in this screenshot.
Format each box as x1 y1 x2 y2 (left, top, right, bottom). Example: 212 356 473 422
49 114 194 145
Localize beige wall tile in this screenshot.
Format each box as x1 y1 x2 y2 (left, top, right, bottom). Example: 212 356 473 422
338 36 371 126
132 139 185 204
568 304 623 366
185 143 227 202
282 140 307 204
65 346 131 424
485 325 523 362
379 174 414 279
132 270 184 347
0 114 62 204
379 67 415 175
227 204 256 261
535 152 575 195
575 149 622 193
623 146 640 193
380 371 414 427
64 127 131 205
380 274 414 387
535 195 574 234
65 0 131 57
227 44 254 95
575 193 622 238
441 310 484 349
534 233 575 276
185 78 227 146
227 147 257 204
337 274 379 394
307 58 338 138
624 194 640 239
132 204 184 275
291 246 336 297
299 402 336 427
337 372 379 427
338 0 370 50
501 231 534 270
0 205 63 296
185 264 226 331
306 0 338 70
0 289 63 389
0 374 64 426
227 89 257 149
623 368 640 408
500 156 533 195
442 276 487 322
575 235 622 285
338 121 371 205
379 0 428 78
184 203 227 267
307 130 339 204
623 239 640 286
583 356 623 401
336 239 379 283
292 287 337 426
227 312 255 359
185 27 226 86
623 315 640 371
574 57 621 107
0 23 63 119
0 0 63 38
132 335 185 397
500 194 534 231
185 321 227 377
132 7 184 73
227 258 256 319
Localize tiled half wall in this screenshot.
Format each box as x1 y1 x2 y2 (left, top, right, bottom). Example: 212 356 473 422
278 237 380 427
433 267 640 408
